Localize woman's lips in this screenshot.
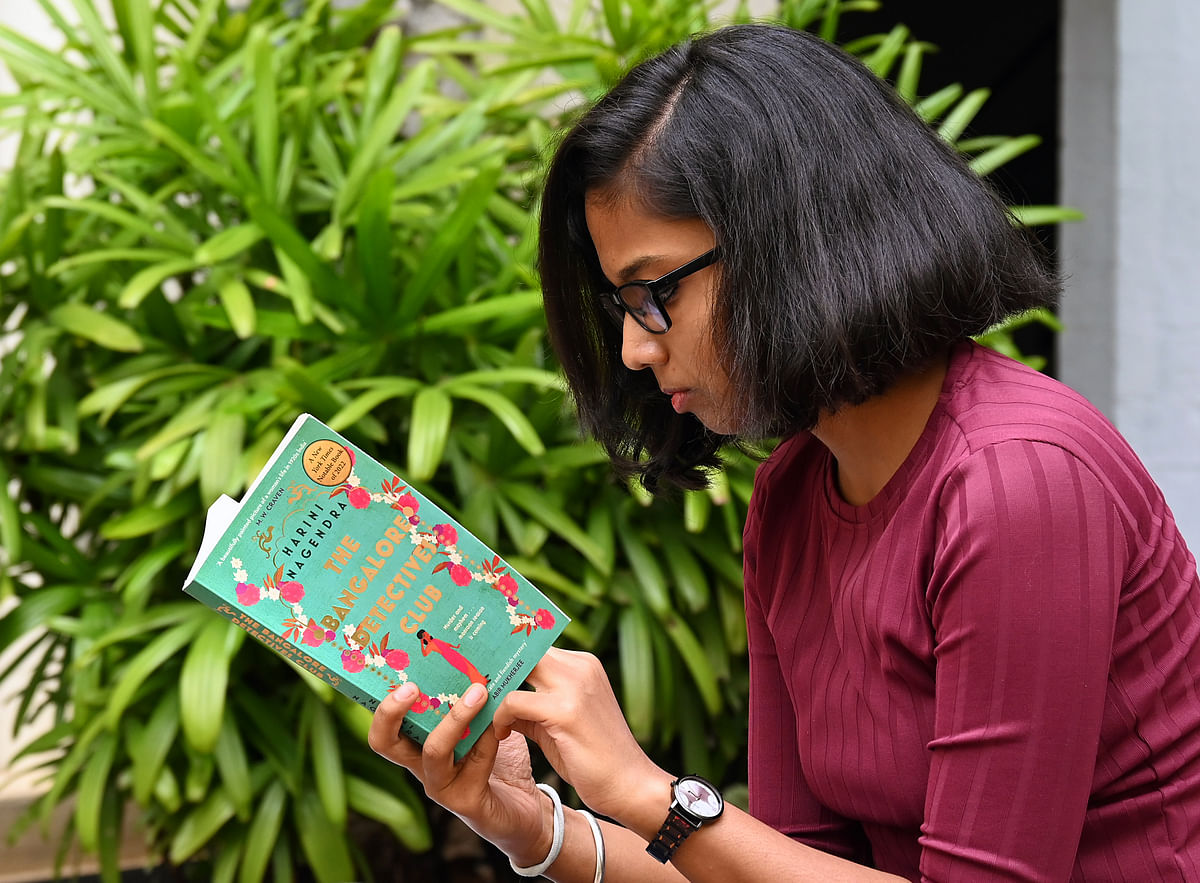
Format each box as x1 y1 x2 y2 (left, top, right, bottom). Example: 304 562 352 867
667 390 690 413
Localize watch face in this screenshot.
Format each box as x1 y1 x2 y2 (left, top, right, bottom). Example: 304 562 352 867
674 776 723 820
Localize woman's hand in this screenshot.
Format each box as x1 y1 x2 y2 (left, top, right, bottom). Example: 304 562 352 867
492 648 672 825
368 681 554 866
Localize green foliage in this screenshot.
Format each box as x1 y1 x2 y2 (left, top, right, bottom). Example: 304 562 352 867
0 0 1072 878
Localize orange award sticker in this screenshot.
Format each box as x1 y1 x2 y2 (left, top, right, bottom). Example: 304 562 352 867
303 439 354 487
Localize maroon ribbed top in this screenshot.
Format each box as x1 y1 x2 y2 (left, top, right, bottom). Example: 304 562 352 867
744 340 1200 881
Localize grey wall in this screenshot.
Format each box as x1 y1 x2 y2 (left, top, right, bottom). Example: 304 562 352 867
1060 0 1200 545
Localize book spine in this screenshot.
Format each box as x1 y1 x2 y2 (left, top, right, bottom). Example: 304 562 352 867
399 716 431 748
183 578 377 709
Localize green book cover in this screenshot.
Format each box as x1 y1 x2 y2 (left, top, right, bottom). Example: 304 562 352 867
183 413 568 760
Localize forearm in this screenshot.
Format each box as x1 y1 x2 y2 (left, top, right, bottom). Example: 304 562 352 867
541 812 686 883
521 786 904 883
663 804 904 883
610 768 902 882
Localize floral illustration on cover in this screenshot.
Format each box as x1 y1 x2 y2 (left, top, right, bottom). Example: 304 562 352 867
327 461 559 630
510 606 557 636
229 555 445 703
230 557 331 646
227 444 556 723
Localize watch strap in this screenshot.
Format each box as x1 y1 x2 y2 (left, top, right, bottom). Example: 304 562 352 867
645 806 698 863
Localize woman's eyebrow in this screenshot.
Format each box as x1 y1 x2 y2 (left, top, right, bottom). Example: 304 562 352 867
615 254 666 282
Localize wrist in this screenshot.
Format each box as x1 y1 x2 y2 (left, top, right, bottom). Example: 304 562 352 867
617 767 677 841
644 774 726 864
506 784 558 869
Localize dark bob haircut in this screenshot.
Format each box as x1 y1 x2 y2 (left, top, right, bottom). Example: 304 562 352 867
538 24 1059 492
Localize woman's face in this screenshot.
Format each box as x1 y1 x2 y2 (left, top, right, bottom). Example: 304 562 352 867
584 193 741 435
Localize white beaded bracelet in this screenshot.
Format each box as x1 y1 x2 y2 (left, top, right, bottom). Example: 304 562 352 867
510 783 565 877
578 809 606 883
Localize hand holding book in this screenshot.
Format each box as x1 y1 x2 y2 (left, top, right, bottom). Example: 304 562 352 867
368 680 554 868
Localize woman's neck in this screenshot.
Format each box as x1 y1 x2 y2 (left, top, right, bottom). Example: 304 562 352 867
811 351 951 507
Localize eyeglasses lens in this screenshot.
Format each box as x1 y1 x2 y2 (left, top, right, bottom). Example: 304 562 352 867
618 285 668 333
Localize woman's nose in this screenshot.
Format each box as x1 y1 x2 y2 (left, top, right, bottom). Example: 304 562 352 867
620 313 667 372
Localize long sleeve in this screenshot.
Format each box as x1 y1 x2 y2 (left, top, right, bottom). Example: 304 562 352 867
920 440 1122 880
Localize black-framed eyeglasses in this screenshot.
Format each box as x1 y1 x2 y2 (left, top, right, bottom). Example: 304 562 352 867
601 247 719 334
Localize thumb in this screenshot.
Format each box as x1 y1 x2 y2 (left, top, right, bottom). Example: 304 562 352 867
459 718 501 779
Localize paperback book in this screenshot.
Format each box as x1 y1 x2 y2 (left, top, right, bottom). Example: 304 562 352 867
183 413 568 759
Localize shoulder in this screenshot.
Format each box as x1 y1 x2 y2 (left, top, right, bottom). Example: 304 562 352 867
931 343 1189 569
945 342 1117 447
937 438 1124 547
743 433 826 572
940 343 1163 518
746 434 825 523
753 432 824 491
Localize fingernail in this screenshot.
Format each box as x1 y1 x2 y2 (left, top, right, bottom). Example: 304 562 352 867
463 683 486 708
394 682 418 702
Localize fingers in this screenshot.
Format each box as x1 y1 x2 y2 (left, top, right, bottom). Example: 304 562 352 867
371 681 503 800
368 682 424 770
493 660 657 821
492 686 558 738
421 682 493 793
522 646 587 689
369 683 542 854
493 650 612 740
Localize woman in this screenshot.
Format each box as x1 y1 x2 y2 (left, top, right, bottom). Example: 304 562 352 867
416 628 489 688
369 24 1200 881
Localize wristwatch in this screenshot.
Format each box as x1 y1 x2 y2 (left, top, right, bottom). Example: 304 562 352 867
645 775 725 863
